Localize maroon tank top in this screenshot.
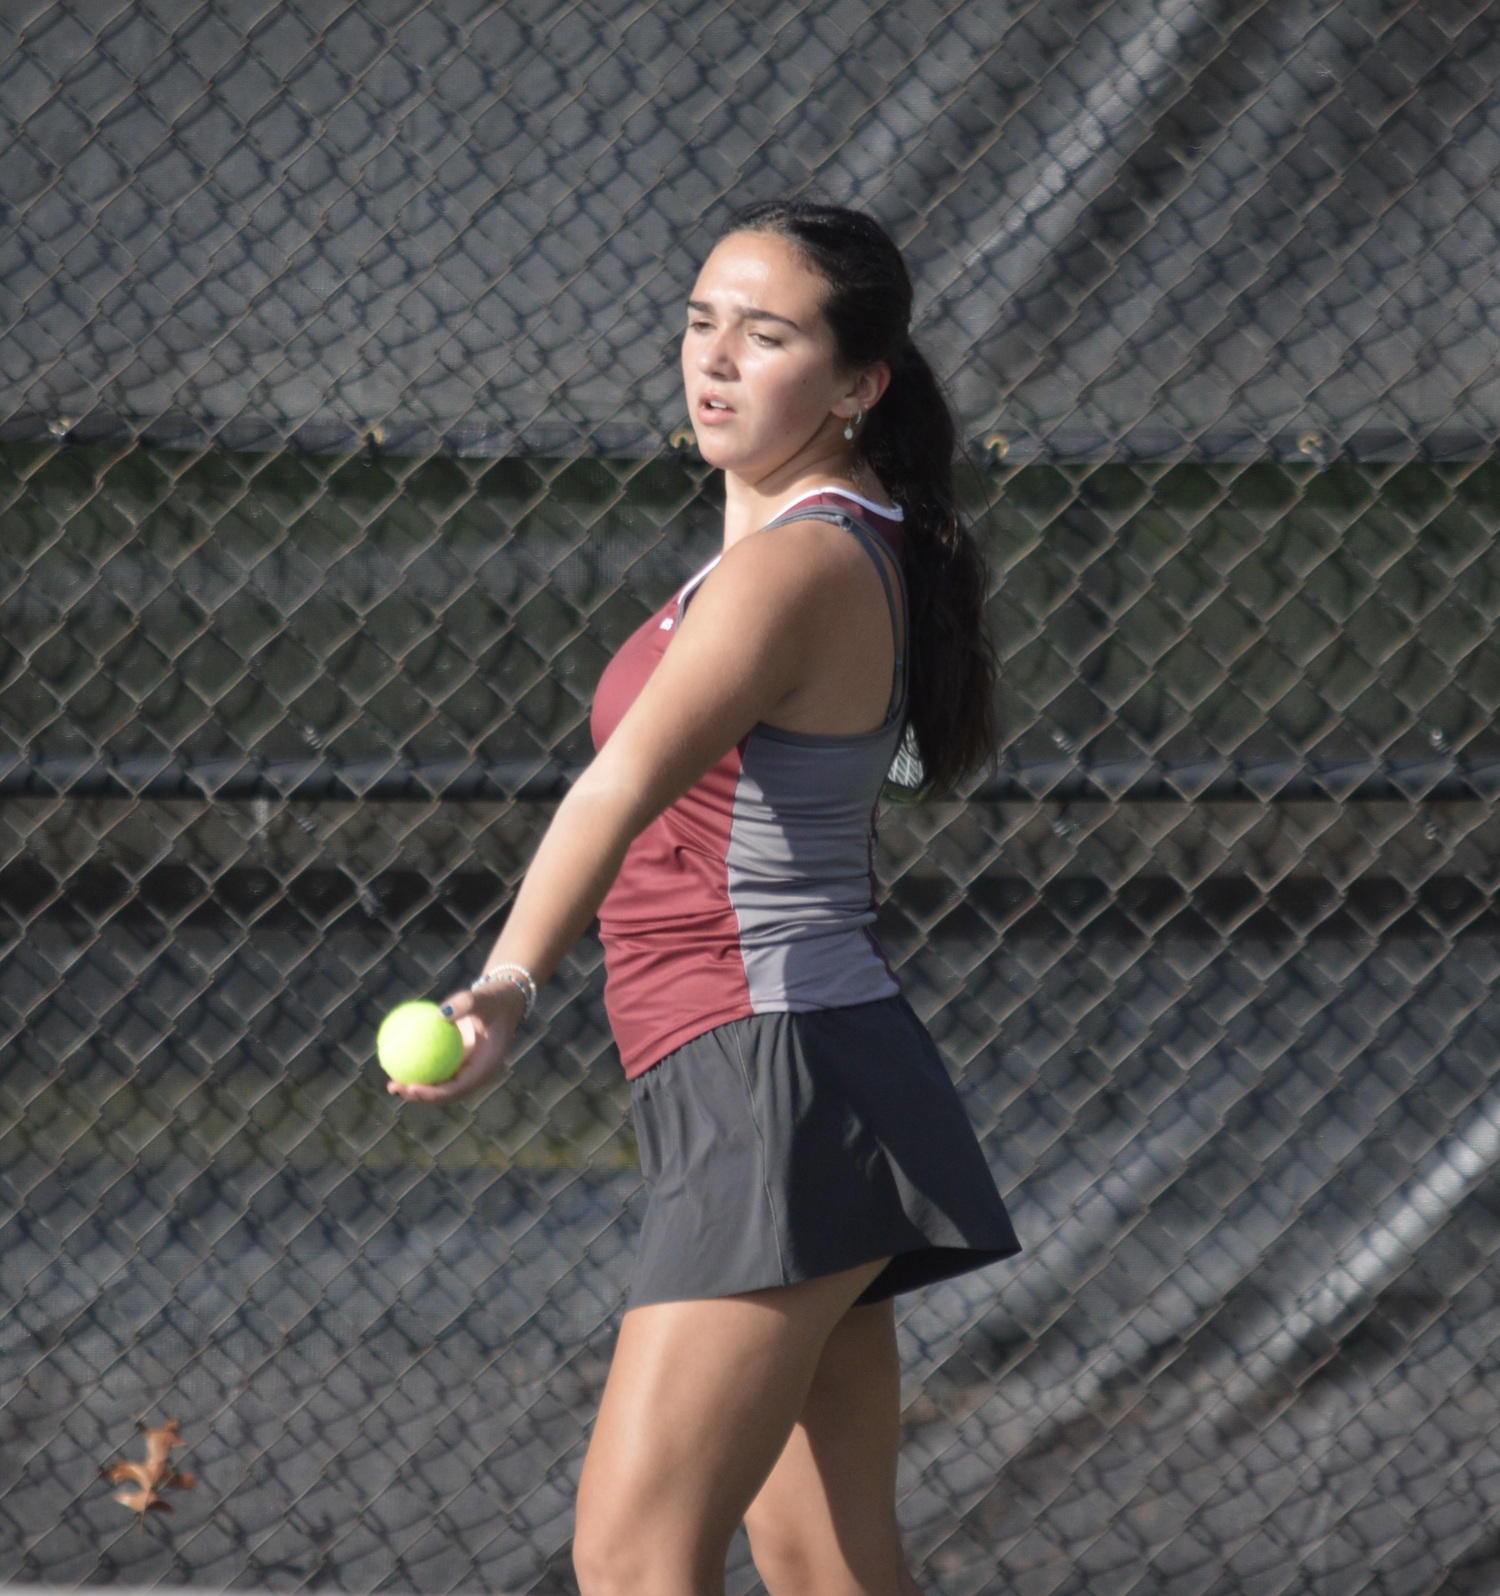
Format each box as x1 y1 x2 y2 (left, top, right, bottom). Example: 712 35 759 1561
590 487 909 1079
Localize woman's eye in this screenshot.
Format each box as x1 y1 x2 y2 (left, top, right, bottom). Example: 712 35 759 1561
750 333 780 348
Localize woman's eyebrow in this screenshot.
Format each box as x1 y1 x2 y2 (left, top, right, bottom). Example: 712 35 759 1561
685 299 802 332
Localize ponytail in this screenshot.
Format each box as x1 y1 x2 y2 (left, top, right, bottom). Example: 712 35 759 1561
862 340 997 795
719 199 997 796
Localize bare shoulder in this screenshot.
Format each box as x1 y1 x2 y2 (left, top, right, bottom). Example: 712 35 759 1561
693 515 887 616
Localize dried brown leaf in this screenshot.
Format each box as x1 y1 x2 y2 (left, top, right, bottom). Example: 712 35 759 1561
99 1418 195 1527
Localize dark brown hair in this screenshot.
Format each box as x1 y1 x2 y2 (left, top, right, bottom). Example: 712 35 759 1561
720 198 996 795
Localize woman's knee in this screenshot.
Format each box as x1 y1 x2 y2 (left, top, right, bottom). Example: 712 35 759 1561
743 1507 818 1596
574 1503 720 1596
745 1493 913 1596
571 1514 646 1596
743 1513 813 1589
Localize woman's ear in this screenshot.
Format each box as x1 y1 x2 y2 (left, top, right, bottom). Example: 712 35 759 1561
834 363 892 425
855 361 891 412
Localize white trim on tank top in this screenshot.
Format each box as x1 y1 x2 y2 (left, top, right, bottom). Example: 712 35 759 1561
673 554 723 611
668 485 902 618
776 484 904 520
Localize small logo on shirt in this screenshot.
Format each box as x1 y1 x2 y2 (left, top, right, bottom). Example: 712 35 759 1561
659 616 675 631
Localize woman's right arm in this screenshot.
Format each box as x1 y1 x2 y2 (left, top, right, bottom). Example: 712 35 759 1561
384 518 859 1103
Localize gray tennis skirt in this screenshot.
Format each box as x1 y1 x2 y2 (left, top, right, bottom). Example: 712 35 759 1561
627 994 1020 1308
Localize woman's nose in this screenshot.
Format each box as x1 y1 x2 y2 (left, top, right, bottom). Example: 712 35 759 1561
697 330 733 374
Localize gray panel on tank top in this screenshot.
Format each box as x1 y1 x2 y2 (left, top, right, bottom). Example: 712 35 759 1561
725 722 903 1011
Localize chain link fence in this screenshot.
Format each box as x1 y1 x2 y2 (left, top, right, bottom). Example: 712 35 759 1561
4 3 1500 1593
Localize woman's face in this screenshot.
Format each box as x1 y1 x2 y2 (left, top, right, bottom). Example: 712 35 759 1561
681 230 859 481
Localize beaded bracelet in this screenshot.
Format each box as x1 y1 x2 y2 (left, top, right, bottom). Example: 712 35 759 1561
470 961 538 1019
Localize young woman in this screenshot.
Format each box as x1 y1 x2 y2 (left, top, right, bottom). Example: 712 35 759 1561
388 199 1020 1596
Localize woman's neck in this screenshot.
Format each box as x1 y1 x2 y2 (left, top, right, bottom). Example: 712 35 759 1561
720 464 895 549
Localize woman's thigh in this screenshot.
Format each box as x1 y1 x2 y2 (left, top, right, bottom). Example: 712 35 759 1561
743 1299 919 1596
574 1259 886 1596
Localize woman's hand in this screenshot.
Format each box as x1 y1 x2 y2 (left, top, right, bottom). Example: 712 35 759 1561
384 985 525 1104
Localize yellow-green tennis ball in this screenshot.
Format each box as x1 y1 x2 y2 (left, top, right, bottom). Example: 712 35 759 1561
377 1001 463 1084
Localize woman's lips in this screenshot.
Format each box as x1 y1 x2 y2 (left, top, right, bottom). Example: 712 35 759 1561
697 396 735 423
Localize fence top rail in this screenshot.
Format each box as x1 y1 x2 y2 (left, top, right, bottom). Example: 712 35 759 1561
5 753 1500 806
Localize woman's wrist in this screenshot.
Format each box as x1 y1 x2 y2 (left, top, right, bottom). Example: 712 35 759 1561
469 960 539 1019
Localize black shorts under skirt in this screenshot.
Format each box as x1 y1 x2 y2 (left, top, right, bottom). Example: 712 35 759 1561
627 994 1021 1308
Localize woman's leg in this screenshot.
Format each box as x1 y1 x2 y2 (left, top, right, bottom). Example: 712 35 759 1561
743 1298 921 1596
573 1258 887 1596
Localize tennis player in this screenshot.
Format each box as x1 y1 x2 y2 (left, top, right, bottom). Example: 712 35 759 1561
389 199 1020 1596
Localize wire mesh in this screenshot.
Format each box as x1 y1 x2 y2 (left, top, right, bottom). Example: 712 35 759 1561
4 3 1500 1594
